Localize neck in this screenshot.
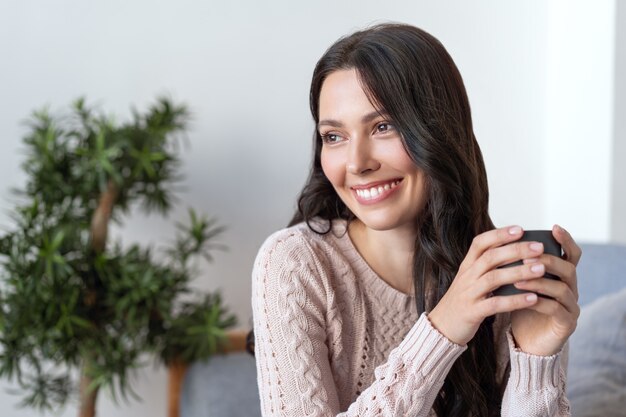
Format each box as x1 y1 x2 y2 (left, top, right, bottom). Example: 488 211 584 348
348 219 417 294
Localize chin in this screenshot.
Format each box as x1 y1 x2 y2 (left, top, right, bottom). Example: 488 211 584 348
356 213 414 232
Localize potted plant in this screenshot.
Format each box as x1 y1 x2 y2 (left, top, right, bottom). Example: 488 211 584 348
0 98 237 417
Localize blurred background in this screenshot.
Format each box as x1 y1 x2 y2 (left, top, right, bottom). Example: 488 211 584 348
0 0 623 416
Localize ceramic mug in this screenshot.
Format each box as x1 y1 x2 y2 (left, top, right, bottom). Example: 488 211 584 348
493 230 561 297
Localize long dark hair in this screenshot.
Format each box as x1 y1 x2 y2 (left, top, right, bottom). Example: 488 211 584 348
290 23 501 417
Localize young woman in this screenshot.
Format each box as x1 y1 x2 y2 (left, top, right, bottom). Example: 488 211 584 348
251 23 580 417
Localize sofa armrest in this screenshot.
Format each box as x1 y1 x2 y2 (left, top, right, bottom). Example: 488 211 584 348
168 329 250 417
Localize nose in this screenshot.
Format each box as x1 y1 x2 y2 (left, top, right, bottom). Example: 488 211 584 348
346 137 380 175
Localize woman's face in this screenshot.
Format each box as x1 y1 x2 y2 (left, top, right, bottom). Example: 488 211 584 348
318 69 427 232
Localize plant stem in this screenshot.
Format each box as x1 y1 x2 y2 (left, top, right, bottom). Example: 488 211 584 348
78 366 99 417
168 359 188 417
82 180 117 415
90 181 119 254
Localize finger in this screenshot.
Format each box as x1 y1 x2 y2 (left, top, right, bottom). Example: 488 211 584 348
460 226 524 273
477 262 546 296
467 240 545 280
522 297 580 331
514 277 579 312
552 224 582 266
476 292 538 317
524 255 578 300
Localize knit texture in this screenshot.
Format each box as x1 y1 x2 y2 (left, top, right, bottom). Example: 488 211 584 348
251 220 571 416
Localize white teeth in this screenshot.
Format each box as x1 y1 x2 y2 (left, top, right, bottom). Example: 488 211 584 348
355 180 401 200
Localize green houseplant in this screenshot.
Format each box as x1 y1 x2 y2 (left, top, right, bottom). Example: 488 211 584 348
0 98 237 417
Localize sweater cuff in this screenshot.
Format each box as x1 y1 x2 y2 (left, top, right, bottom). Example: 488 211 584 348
396 313 466 376
506 327 562 391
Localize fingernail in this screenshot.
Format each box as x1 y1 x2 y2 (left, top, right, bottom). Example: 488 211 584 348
530 264 544 274
530 242 543 252
509 226 522 235
526 293 537 302
515 280 527 286
556 224 565 233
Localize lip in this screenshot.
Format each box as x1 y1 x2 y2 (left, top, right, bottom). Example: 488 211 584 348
350 178 403 205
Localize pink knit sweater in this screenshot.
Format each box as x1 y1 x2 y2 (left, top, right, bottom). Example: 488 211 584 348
251 220 570 416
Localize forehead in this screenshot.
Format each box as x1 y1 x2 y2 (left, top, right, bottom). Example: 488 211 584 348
318 69 379 120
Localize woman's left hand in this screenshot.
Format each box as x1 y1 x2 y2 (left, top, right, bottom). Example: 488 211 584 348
510 224 582 356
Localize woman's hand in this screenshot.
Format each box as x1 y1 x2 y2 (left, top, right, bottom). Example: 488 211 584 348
428 226 548 346
510 225 581 356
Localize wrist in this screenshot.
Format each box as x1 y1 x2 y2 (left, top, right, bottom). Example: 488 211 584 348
510 328 563 356
427 308 468 346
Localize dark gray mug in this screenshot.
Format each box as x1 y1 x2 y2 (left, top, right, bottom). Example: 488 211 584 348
493 230 561 297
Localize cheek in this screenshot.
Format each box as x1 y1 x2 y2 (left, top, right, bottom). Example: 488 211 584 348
408 171 429 214
380 139 415 168
320 148 345 187
383 142 427 201
396 154 418 173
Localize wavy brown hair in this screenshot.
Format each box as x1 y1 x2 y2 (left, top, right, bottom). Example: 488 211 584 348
290 23 502 416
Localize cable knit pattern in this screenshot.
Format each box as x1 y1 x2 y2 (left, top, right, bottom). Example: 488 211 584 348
251 220 571 416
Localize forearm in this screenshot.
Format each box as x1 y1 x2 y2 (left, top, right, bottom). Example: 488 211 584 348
501 330 571 416
254 313 466 417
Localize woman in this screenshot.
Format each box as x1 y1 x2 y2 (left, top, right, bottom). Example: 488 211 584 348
251 23 580 417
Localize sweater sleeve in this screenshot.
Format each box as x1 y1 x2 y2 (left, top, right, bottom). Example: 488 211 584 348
501 328 571 416
251 231 466 417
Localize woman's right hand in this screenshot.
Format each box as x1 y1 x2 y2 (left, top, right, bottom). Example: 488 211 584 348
427 226 545 346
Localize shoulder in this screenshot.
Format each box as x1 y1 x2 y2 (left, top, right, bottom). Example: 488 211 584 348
255 222 315 260
254 219 347 271
252 220 348 312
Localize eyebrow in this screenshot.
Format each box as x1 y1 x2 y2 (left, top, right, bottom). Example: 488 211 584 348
317 110 387 129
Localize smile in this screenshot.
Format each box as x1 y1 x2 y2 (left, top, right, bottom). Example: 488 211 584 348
351 179 402 203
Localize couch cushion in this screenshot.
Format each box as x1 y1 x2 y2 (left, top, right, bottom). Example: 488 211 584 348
567 286 626 417
181 351 261 417
577 244 626 306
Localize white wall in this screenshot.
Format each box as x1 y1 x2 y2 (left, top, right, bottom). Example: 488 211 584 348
545 0 617 242
612 0 626 243
0 1 621 416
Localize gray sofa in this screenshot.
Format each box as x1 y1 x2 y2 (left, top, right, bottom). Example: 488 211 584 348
567 244 626 417
181 243 626 417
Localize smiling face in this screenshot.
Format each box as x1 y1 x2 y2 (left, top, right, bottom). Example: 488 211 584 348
318 69 428 232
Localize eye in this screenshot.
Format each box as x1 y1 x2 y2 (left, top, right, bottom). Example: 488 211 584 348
375 122 394 134
320 133 344 144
